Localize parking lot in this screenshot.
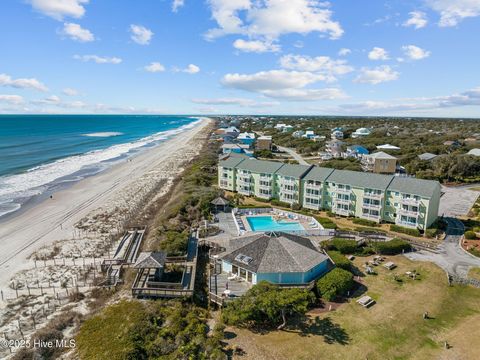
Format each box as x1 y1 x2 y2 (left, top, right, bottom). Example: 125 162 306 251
438 185 480 217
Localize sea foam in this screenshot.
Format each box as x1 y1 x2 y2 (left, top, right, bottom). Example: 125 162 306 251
82 132 124 137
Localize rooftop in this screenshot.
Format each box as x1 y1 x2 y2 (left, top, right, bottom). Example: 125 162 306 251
235 158 284 174
376 144 401 150
134 251 166 269
418 153 438 161
222 232 328 274
327 169 394 190
369 151 397 160
303 166 335 182
276 164 312 178
219 156 246 169
388 177 441 198
467 148 480 156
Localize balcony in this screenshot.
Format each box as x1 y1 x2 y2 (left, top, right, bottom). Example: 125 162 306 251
395 219 418 228
333 197 351 205
398 207 420 218
219 180 229 188
305 183 322 191
363 192 383 200
258 183 272 190
400 197 420 206
281 179 296 187
259 175 272 181
335 187 352 195
238 187 253 196
256 192 272 199
334 208 352 216
237 178 252 186
360 212 381 221
362 202 382 210
281 188 297 196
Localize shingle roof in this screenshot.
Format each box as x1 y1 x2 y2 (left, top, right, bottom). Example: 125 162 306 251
418 153 438 161
326 169 394 191
222 232 328 274
134 252 166 269
387 177 441 198
369 151 397 160
276 164 312 178
303 166 335 182
235 158 284 173
211 197 229 206
219 157 245 169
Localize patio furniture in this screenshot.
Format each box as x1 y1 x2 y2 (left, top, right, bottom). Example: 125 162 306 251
384 261 396 270
357 295 375 308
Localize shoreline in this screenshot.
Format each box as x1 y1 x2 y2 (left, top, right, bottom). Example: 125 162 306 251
0 117 213 291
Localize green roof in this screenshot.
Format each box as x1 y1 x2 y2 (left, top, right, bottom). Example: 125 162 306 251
219 157 245 169
326 170 394 191
276 164 312 178
387 177 441 198
235 158 284 174
303 167 335 182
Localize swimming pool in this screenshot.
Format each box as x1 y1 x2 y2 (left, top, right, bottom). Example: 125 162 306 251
246 216 305 232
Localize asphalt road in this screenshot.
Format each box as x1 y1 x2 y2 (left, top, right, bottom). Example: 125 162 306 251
276 146 309 165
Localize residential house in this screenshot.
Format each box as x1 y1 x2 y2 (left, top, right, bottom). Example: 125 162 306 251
302 130 316 139
325 140 345 158
352 128 372 138
331 130 344 140
221 143 253 156
282 125 294 133
346 145 369 158
467 148 480 157
418 153 438 161
376 144 400 151
292 130 305 138
237 132 256 146
256 135 273 151
220 232 331 285
362 152 397 174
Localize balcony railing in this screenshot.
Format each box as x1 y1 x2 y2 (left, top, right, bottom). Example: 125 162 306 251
363 192 383 200
258 183 272 190
400 197 420 206
362 203 381 210
398 208 420 217
333 197 351 205
219 180 229 188
281 188 297 195
259 175 272 181
334 208 352 216
237 178 251 186
305 183 322 191
360 212 381 221
335 187 352 195
395 219 418 228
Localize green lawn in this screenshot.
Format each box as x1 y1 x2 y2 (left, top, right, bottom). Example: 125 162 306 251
225 256 480 360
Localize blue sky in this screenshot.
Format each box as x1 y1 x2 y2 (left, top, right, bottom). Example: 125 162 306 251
0 0 479 117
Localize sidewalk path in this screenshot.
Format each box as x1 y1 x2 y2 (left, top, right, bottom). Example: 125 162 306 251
277 146 309 165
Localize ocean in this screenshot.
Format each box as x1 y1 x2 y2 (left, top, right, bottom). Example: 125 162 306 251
0 115 202 218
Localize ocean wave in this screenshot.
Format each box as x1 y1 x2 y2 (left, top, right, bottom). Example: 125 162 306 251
0 118 203 212
82 132 124 137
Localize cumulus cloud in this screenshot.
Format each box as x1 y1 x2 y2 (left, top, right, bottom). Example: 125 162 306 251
402 45 431 60
62 88 78 96
233 39 280 53
174 64 200 74
73 55 122 64
338 48 351 56
191 97 278 107
172 0 184 12
0 95 24 104
205 0 343 41
61 22 94 42
130 24 154 45
368 47 389 60
221 69 346 101
403 11 428 29
426 0 480 27
28 0 89 20
0 73 48 92
279 54 353 81
144 62 166 73
355 66 399 84
32 95 61 105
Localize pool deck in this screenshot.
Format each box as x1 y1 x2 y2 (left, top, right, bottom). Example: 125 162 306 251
241 212 321 233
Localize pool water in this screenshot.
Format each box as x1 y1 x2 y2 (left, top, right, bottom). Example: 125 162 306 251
246 216 305 232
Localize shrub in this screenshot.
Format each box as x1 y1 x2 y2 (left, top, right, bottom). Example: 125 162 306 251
352 218 379 227
327 251 351 271
330 238 359 254
315 216 338 229
316 268 354 301
253 196 270 203
271 199 292 208
465 231 478 240
371 238 412 255
354 226 387 234
326 211 335 218
390 224 421 237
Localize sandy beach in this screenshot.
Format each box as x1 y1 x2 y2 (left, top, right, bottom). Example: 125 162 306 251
0 117 212 292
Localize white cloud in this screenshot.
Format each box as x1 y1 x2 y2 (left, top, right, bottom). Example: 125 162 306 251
279 54 353 81
191 97 278 107
28 0 88 20
62 88 78 96
426 0 480 27
144 62 166 73
61 22 94 42
175 64 200 74
129 24 154 45
172 0 184 12
0 95 24 104
261 88 346 101
206 0 343 41
338 48 351 56
403 11 428 29
233 39 280 53
439 87 480 107
32 95 62 105
368 47 389 60
73 55 122 64
402 45 431 60
0 73 48 92
355 66 399 84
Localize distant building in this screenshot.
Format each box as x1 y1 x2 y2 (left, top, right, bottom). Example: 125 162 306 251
351 128 372 138
467 148 480 157
274 123 287 130
346 145 369 158
282 125 294 133
362 151 397 174
443 140 461 148
418 153 437 161
302 130 316 139
292 130 305 138
376 144 400 151
331 130 344 140
220 232 331 285
256 135 273 151
325 140 345 158
222 143 253 157
217 126 240 137
237 132 256 146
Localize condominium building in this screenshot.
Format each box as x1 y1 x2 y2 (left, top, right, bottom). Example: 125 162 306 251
218 157 442 230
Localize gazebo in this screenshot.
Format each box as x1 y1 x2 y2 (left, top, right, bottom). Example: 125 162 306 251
133 251 167 282
211 197 230 212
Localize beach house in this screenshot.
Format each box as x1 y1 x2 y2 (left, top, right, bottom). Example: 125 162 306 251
256 135 273 151
362 152 397 174
331 129 344 140
325 140 345 158
352 128 372 138
237 132 256 146
346 145 369 158
220 232 331 285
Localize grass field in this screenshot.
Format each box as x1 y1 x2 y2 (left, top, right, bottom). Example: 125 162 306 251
225 256 480 360
468 267 480 281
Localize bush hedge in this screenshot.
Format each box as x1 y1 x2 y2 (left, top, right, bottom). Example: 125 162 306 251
329 238 359 254
316 268 354 301
327 251 351 271
371 238 412 255
271 199 292 208
315 216 338 229
390 224 421 237
465 231 478 240
352 218 379 227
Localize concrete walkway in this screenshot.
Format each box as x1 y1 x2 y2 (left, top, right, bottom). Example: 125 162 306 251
277 146 309 165
405 218 480 278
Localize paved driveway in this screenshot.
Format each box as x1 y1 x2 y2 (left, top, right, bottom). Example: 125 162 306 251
277 146 309 165
405 218 480 278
